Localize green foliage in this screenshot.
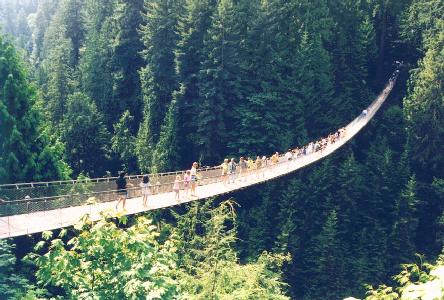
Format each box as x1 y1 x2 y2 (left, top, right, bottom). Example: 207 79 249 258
28 0 59 64
61 92 111 176
152 96 181 172
0 33 67 183
361 254 444 300
110 0 144 126
111 110 137 172
403 17 444 178
433 178 444 248
195 0 242 163
387 176 419 272
29 212 178 299
172 200 291 299
0 239 32 299
304 211 346 299
80 0 116 128
137 0 181 171
400 0 443 54
27 201 291 299
173 0 216 166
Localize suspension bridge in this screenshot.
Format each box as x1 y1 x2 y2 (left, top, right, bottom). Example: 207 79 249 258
0 74 398 239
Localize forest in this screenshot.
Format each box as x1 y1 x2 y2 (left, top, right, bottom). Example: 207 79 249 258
0 0 443 299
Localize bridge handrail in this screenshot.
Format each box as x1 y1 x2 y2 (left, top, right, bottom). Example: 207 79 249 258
0 155 295 206
0 165 223 190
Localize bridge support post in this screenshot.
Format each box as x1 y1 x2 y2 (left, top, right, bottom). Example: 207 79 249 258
7 203 10 238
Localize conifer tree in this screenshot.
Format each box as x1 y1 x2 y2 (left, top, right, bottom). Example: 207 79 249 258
173 200 290 299
196 0 242 163
0 34 67 183
433 178 444 249
387 176 418 272
304 210 346 300
28 0 58 65
404 22 444 178
152 96 181 172
297 32 337 138
228 0 306 154
53 0 84 66
40 0 85 126
42 34 75 125
0 240 33 299
329 2 377 118
137 0 181 171
336 154 367 238
174 0 216 166
80 0 116 128
61 92 111 176
111 0 144 126
111 110 137 172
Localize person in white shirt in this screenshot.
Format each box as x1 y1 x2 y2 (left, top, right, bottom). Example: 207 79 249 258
285 150 293 161
139 174 151 207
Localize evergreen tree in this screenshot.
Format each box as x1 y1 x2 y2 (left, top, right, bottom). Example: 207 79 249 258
111 110 137 172
273 178 306 299
329 2 377 118
40 0 85 126
297 32 337 138
228 0 306 154
61 92 111 176
62 0 84 65
28 0 58 65
404 20 444 178
400 0 443 56
173 200 290 299
368 0 412 83
80 0 116 128
196 0 242 163
174 0 216 166
304 210 346 300
111 0 144 126
0 34 67 183
137 0 181 172
42 34 75 125
152 95 181 172
433 178 444 249
0 240 33 299
240 189 276 258
387 176 419 273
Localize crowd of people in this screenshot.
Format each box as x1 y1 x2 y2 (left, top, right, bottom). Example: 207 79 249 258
115 126 349 210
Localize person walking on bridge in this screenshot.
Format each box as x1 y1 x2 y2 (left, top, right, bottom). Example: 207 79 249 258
173 175 181 202
255 156 263 178
239 157 247 181
190 162 199 197
221 159 229 185
115 171 133 210
228 158 237 184
139 175 151 208
183 170 191 198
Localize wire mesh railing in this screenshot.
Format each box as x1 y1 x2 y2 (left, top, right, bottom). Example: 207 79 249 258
0 166 223 217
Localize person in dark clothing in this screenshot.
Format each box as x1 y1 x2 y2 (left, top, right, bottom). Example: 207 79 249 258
115 171 133 210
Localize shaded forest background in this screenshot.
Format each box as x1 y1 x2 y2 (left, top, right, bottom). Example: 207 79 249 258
0 0 443 299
